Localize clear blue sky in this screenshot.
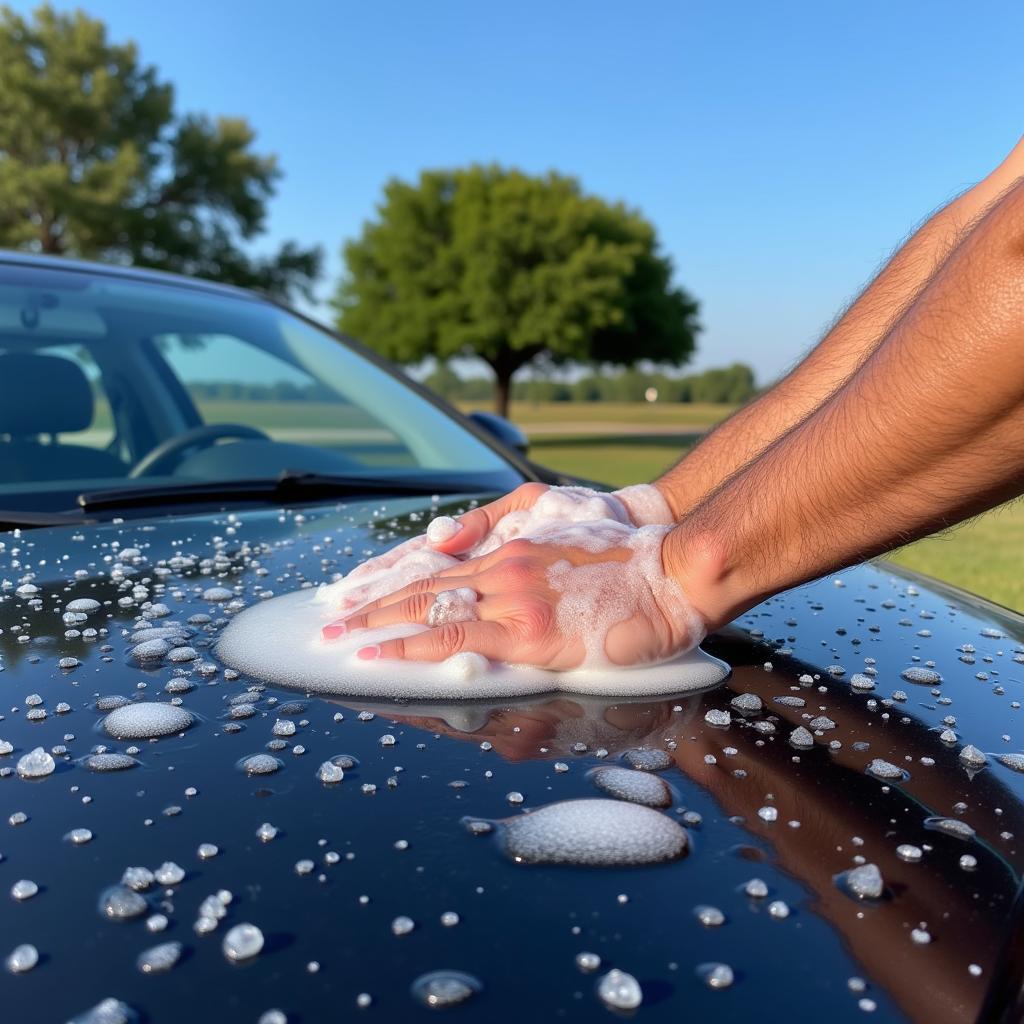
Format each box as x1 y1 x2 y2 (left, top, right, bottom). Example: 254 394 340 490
14 0 1024 382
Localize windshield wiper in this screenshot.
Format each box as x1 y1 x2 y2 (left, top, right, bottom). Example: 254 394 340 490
0 509 91 530
78 470 472 512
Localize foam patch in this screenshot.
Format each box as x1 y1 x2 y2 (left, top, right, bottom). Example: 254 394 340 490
217 588 729 700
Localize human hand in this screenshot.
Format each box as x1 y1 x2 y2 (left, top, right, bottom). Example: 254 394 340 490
331 482 673 615
323 524 705 671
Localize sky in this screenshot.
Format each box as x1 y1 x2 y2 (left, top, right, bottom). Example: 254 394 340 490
12 0 1024 383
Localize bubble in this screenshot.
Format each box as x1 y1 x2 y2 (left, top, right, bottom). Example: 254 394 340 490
223 923 264 962
11 879 38 901
68 998 137 1024
622 748 672 772
121 867 155 891
589 767 671 807
202 587 234 602
67 598 101 614
240 754 283 776
155 862 185 885
743 878 768 899
768 900 790 919
959 745 987 768
925 817 976 840
730 692 762 713
997 753 1024 773
103 703 194 739
16 746 55 778
130 639 171 661
694 905 725 927
86 752 139 772
317 760 345 783
704 708 731 727
835 863 884 900
99 885 148 920
198 843 219 860
137 941 182 974
440 911 460 927
411 970 481 1009
167 647 198 663
576 951 602 972
597 968 642 1010
96 695 131 712
698 962 735 989
256 822 279 842
789 726 814 748
866 759 905 781
482 798 687 866
901 667 941 685
59 657 81 670
896 844 922 863
391 915 415 936
6 942 39 973
66 827 94 844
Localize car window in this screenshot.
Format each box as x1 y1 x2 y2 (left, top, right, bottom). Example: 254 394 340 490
0 262 522 511
156 332 418 468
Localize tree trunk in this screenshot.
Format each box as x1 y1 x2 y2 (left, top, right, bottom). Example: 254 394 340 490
494 371 512 419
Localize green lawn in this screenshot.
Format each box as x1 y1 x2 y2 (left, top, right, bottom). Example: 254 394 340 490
494 403 1023 612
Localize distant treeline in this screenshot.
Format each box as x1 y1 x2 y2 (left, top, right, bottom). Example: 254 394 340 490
425 362 758 404
188 380 339 402
187 361 757 406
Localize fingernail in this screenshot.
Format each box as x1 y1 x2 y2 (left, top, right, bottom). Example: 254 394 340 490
321 621 347 640
426 516 463 545
357 644 381 661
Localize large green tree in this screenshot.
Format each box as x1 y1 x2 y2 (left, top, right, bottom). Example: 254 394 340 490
334 165 699 417
0 4 320 299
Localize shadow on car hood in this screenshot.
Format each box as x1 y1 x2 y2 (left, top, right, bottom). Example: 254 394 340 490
0 496 1022 1023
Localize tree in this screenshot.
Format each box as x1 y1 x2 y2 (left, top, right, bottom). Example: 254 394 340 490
334 165 699 417
0 5 320 299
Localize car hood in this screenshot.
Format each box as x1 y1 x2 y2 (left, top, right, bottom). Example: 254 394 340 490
1 496 1023 1023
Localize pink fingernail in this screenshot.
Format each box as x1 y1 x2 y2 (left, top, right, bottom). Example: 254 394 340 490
357 645 381 661
322 621 347 640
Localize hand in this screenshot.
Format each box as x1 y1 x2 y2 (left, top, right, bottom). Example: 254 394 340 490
323 526 705 671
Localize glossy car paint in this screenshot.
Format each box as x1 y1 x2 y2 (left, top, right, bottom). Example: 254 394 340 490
0 498 1021 1023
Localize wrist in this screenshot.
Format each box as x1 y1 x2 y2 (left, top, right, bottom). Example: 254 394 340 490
660 523 760 633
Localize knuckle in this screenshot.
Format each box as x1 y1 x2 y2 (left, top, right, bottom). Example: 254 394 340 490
434 622 467 653
502 537 534 559
517 598 553 639
406 591 434 620
499 557 535 588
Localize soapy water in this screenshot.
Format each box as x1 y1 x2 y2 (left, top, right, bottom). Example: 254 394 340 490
464 798 688 866
218 486 729 699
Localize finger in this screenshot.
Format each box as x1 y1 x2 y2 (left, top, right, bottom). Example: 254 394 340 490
428 482 549 554
356 620 517 663
322 573 479 638
326 590 524 637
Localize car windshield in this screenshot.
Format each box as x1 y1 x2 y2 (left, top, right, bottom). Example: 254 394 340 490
0 261 522 512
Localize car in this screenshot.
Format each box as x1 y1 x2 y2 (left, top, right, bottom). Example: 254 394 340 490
0 251 1022 1024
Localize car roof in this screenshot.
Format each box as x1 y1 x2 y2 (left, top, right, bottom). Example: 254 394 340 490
0 248 266 304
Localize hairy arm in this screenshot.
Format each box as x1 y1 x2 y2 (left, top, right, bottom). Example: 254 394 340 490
666 177 1024 631
656 135 1024 519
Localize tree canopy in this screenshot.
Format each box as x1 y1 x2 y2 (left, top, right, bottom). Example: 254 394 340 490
0 4 320 299
334 165 699 416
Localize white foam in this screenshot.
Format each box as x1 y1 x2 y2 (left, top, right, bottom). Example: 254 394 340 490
218 588 726 699
217 485 729 699
489 798 688 865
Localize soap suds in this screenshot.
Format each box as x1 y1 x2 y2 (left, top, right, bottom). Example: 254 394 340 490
218 486 728 699
613 483 675 526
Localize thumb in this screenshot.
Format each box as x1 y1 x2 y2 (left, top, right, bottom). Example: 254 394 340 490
428 482 550 554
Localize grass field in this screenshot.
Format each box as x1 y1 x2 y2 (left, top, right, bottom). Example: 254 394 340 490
462 400 1024 612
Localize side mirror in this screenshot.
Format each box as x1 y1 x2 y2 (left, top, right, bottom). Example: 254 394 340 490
467 410 529 456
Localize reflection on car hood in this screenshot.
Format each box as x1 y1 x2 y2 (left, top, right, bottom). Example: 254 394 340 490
0 496 1022 1023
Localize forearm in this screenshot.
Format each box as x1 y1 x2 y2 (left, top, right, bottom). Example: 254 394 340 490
665 178 1024 630
656 135 1024 519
